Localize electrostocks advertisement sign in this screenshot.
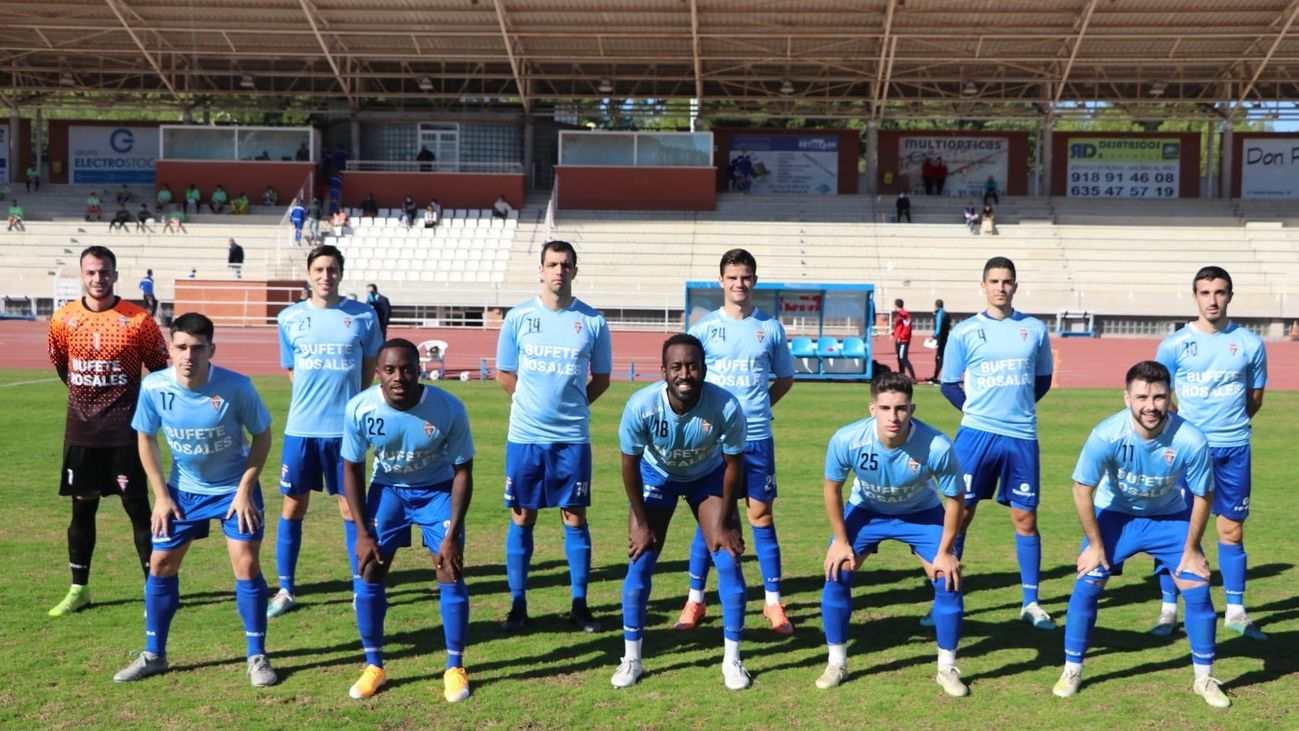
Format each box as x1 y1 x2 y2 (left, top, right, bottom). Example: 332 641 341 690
69 126 158 184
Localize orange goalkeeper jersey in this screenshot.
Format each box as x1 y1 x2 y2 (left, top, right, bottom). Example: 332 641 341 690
48 297 169 447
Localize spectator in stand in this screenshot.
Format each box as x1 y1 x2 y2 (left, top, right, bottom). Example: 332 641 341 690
187 268 197 280
7 200 25 232
289 198 307 244
184 184 201 215
136 204 156 233
329 208 349 230
228 238 245 279
892 298 917 382
921 156 936 195
210 185 229 214
262 186 279 207
332 144 348 174
491 194 513 219
734 150 754 192
896 190 911 223
116 185 134 206
85 192 103 222
307 197 322 242
402 196 418 227
253 150 271 161
26 165 40 192
327 175 343 214
163 206 188 234
109 204 132 232
366 284 392 339
139 269 158 316
963 201 979 234
980 204 996 236
156 184 174 213
934 156 949 196
983 175 1000 206
416 145 435 172
360 193 379 218
423 199 442 229
295 142 311 161
232 192 251 215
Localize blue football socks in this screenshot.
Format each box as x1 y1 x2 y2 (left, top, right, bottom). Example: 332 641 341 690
932 577 963 651
1159 571 1180 605
1182 582 1217 667
821 571 853 646
1063 577 1104 664
621 550 660 642
563 523 592 601
355 579 388 668
144 574 180 658
235 575 269 656
751 523 782 596
1218 542 1247 608
687 525 710 594
712 548 747 642
1015 532 1043 606
439 579 469 669
275 517 303 595
505 522 535 609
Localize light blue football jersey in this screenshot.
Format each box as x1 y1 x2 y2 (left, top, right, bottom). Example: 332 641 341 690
1155 321 1266 447
496 297 613 444
1073 410 1212 516
824 416 962 515
688 307 795 441
940 310 1053 440
277 299 384 438
132 365 272 496
618 381 746 483
341 385 474 488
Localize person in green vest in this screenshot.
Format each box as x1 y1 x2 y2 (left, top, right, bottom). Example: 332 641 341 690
85 192 103 222
184 184 202 215
7 200 25 231
156 184 174 213
231 192 251 215
210 185 229 214
25 165 39 192
163 205 188 234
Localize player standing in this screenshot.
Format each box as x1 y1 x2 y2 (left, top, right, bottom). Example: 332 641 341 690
1053 361 1228 708
676 248 795 635
113 313 277 687
340 340 474 703
891 299 917 382
47 245 168 616
267 244 383 617
495 241 612 632
817 372 967 696
1150 266 1267 639
612 334 750 690
938 256 1055 629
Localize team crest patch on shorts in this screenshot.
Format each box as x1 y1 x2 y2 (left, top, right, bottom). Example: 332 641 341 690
281 464 290 479
117 474 129 492
210 395 223 411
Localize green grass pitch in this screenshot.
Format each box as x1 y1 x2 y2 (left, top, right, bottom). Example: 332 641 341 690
1 368 1293 729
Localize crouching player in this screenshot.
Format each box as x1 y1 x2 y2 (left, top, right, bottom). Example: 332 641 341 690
341 339 474 703
817 372 967 696
612 334 751 690
1054 360 1228 708
114 313 277 687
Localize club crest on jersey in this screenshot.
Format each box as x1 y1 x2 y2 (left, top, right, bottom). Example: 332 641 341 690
343 316 352 329
908 458 920 473
572 321 583 333
1163 449 1176 465
210 395 224 411
756 331 765 342
701 420 712 433
1229 343 1239 356
116 474 129 492
118 316 130 329
1019 328 1028 340
424 421 435 437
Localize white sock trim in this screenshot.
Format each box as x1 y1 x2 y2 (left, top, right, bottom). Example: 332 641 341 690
828 643 847 666
937 648 957 670
688 589 705 604
764 590 781 606
624 639 642 661
723 638 741 664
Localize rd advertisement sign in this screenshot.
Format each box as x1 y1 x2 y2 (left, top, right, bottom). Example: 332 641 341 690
897 136 1010 198
1240 138 1299 199
1066 137 1179 198
69 126 158 185
729 135 838 195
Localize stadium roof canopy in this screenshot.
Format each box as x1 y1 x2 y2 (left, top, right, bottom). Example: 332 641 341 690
2 0 1297 122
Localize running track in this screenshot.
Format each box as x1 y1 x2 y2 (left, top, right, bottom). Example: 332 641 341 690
5 319 1298 389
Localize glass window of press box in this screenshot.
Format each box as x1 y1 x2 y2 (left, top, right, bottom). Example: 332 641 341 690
559 131 712 166
161 126 316 162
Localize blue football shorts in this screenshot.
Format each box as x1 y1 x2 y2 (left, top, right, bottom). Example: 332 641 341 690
279 435 344 497
503 441 592 510
639 460 726 512
152 484 265 551
953 427 1040 511
368 479 464 557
